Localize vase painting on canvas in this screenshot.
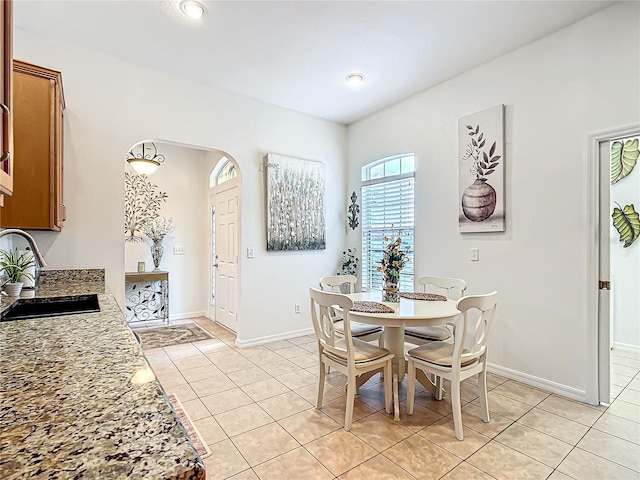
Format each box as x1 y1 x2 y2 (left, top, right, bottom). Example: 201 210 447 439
458 104 505 233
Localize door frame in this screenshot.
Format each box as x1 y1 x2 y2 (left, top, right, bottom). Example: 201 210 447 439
587 123 640 404
208 189 216 320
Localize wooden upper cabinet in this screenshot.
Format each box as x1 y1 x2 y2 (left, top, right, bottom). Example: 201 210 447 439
0 60 66 230
0 0 13 204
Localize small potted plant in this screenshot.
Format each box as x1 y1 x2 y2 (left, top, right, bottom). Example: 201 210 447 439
0 248 35 296
337 248 359 276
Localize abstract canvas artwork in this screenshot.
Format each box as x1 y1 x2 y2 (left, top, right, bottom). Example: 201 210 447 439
458 104 505 233
265 153 326 251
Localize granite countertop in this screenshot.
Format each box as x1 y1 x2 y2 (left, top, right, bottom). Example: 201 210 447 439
0 272 205 479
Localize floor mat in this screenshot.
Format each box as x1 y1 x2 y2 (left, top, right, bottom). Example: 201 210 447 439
168 393 211 459
135 324 214 349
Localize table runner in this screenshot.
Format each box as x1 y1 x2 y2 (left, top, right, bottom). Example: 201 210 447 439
398 292 447 301
350 300 395 313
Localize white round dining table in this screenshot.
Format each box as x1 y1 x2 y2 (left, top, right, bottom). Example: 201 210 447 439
339 291 461 420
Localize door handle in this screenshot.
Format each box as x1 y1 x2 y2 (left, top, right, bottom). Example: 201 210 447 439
0 103 10 164
214 263 219 268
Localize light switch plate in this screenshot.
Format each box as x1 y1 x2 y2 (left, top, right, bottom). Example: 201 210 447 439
247 247 254 258
470 248 479 261
173 246 185 255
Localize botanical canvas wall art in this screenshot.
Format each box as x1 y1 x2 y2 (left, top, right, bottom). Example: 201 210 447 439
458 104 505 233
265 153 326 251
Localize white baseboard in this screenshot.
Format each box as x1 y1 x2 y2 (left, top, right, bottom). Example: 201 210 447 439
235 332 592 405
488 363 590 404
236 327 315 348
169 311 207 321
612 342 640 353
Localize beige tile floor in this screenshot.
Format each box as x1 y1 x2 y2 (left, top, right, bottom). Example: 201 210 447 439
136 318 640 480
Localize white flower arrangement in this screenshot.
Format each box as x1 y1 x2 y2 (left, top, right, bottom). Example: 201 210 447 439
142 217 174 244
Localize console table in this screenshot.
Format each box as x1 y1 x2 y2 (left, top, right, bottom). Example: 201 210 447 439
124 271 169 324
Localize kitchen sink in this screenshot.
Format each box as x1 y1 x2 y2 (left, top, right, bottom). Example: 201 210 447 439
1 294 100 321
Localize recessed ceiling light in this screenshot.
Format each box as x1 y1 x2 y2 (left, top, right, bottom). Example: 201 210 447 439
346 73 365 87
180 0 205 19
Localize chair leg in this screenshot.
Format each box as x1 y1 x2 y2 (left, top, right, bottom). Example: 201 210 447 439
317 359 326 409
392 364 400 422
345 374 356 431
406 359 416 415
383 362 392 414
451 379 464 441
378 336 385 380
478 369 490 423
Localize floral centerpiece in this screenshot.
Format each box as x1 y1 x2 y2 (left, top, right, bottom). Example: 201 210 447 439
377 231 409 302
142 217 174 271
337 248 359 276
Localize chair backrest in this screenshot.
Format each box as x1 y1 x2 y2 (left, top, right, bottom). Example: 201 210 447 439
452 291 498 368
309 287 356 363
319 275 356 293
417 276 467 300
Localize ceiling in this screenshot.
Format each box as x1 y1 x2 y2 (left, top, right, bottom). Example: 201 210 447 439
14 0 615 125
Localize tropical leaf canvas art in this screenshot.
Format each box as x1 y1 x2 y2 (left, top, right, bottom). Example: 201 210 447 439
612 203 639 248
610 135 639 249
611 138 639 185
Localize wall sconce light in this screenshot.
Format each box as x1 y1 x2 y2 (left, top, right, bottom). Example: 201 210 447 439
126 142 165 175
347 191 360 230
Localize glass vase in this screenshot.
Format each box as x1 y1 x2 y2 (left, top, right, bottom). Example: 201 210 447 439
382 276 399 302
150 241 164 271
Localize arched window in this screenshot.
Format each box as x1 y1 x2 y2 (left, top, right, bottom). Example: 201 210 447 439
209 157 237 188
361 154 415 291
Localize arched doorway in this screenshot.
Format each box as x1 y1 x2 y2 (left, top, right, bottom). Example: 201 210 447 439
123 141 242 331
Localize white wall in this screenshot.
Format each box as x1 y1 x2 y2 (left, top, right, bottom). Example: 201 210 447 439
14 2 638 401
347 3 640 401
610 135 640 352
124 143 210 319
14 29 347 343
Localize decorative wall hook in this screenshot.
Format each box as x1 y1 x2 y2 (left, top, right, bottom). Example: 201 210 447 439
348 191 360 230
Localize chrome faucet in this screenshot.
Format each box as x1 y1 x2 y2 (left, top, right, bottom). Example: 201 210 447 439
0 229 48 288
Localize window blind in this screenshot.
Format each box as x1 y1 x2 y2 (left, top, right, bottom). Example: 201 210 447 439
361 176 415 292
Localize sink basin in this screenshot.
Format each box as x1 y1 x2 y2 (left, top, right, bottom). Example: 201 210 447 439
1 294 100 321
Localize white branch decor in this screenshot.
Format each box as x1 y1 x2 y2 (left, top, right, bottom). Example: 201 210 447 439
124 171 168 242
265 153 326 251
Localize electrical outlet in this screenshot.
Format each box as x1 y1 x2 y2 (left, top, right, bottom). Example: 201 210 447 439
470 248 479 261
294 304 301 314
173 246 185 255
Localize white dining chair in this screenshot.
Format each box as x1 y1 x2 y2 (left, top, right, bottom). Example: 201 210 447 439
406 291 498 441
319 275 384 346
404 276 467 345
309 287 394 430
